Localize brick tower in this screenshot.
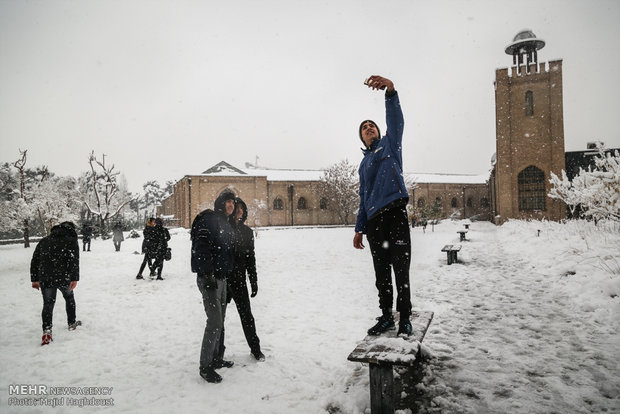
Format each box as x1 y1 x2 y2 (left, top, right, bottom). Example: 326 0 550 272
492 30 566 224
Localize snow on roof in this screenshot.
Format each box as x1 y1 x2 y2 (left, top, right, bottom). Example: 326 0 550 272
196 162 489 184
405 172 489 184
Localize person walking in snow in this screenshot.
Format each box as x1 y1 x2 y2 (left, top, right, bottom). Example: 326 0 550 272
191 190 236 383
149 218 170 280
136 218 156 279
112 221 124 252
353 75 413 337
30 221 82 345
81 222 93 252
228 197 265 361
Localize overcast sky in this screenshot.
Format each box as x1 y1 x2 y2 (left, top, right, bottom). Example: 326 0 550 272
1 0 619 193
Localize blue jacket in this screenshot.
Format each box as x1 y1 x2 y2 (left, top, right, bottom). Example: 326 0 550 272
190 192 235 279
355 91 408 233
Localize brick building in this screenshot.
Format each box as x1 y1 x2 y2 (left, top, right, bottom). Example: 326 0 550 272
158 161 490 228
490 30 567 224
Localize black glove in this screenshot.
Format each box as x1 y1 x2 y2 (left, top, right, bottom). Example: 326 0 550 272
250 281 258 298
199 273 217 290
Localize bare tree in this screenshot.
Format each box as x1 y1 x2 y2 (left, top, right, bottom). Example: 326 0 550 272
319 159 359 225
83 151 134 233
12 149 32 247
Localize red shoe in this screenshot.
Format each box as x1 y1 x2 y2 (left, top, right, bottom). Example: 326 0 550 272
41 330 52 346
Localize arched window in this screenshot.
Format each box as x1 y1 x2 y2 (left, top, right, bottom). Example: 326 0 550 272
434 197 442 208
525 90 534 116
319 198 328 210
451 197 458 208
481 197 489 208
297 197 307 210
518 166 546 211
466 197 473 207
273 197 283 210
417 198 425 208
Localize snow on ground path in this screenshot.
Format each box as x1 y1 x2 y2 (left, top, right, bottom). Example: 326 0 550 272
412 221 620 413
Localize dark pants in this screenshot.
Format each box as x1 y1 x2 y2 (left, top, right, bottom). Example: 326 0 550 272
83 239 91 251
228 277 261 354
152 254 164 277
197 277 227 369
138 254 154 276
113 241 121 251
366 204 412 316
41 285 76 331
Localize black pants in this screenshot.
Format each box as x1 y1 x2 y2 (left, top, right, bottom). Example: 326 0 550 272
41 285 76 331
113 241 121 251
138 254 154 276
227 277 261 354
366 204 412 316
152 254 165 277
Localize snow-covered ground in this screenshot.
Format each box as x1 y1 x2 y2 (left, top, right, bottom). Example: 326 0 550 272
0 220 618 413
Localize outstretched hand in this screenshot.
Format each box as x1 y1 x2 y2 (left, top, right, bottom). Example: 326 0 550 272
364 75 394 93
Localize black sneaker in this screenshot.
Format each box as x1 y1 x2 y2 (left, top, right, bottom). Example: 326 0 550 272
200 367 222 383
367 314 395 336
68 321 82 331
252 351 266 361
398 319 413 337
211 359 234 369
136 274 144 279
156 276 164 280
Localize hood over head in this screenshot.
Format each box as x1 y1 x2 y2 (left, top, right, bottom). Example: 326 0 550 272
234 197 248 224
51 221 78 238
214 189 236 214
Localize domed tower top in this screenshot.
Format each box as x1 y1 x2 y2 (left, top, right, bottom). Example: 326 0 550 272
505 29 546 67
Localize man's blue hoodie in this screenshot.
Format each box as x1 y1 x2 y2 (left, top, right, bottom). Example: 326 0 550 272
355 91 408 233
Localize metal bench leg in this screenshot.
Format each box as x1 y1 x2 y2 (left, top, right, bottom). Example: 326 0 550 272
369 363 394 414
452 251 458 264
446 252 452 265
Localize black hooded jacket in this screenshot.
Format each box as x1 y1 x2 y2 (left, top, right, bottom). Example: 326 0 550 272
30 222 80 288
190 191 235 279
229 198 257 285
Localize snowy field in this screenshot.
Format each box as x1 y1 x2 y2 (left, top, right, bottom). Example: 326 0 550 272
0 220 619 414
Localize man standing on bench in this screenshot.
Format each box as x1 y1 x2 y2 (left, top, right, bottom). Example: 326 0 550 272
353 75 412 337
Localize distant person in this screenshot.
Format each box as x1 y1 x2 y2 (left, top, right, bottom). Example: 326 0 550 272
30 221 82 345
228 197 265 361
150 218 170 280
353 75 413 337
136 218 155 279
112 222 124 252
191 190 236 383
81 222 93 252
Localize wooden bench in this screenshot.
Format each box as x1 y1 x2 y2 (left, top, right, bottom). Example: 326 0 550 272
441 244 461 265
457 230 468 241
348 311 434 414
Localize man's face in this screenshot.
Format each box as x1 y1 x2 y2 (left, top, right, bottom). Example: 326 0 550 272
361 121 379 147
225 199 235 216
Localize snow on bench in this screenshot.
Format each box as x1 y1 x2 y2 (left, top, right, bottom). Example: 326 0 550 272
348 310 434 414
457 230 468 241
441 244 462 265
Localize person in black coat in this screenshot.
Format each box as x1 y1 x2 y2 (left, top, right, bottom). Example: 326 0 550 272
228 198 264 361
149 218 170 280
81 222 93 252
30 221 81 345
137 218 155 279
191 190 236 383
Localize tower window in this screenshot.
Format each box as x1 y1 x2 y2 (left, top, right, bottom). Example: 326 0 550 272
518 166 546 211
525 90 534 116
451 197 458 208
273 197 283 210
320 198 328 210
417 198 425 208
